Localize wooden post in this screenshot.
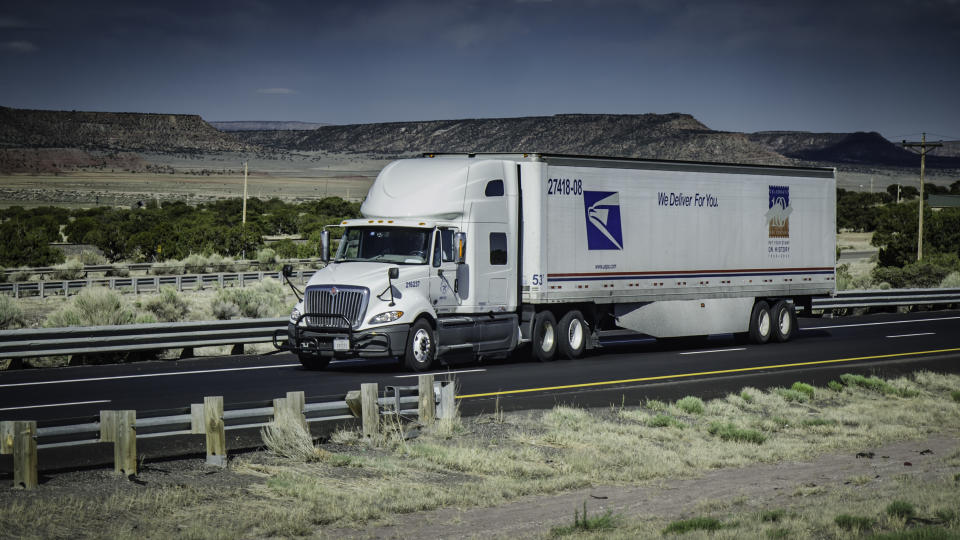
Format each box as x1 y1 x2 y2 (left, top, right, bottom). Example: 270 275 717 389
285 391 307 429
418 374 436 424
190 403 205 434
437 381 457 420
345 390 362 418
1 421 15 455
114 410 137 476
204 396 227 467
13 421 38 489
99 410 117 443
360 383 379 438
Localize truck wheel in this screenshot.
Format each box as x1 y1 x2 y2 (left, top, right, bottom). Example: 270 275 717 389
558 310 587 359
771 300 796 342
533 311 558 362
748 301 772 344
404 319 436 372
298 352 330 370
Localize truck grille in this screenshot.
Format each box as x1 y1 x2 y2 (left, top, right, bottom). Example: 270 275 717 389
304 286 369 329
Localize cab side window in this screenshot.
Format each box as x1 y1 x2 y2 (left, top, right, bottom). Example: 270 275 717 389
484 179 504 197
489 232 507 265
433 228 456 267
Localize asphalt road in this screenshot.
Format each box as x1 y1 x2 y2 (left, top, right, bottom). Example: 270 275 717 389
2 310 959 424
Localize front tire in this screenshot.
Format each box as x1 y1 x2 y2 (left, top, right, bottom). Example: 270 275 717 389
557 310 587 359
404 319 436 372
748 300 772 344
298 352 330 370
771 300 796 343
532 311 558 362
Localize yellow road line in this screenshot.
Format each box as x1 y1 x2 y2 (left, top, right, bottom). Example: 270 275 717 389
456 347 960 399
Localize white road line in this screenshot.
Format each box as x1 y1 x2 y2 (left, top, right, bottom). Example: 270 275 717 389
0 363 301 389
803 315 960 331
0 399 111 412
886 332 936 339
394 369 487 378
679 348 746 355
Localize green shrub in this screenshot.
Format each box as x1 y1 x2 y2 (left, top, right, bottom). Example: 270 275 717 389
9 268 32 282
256 248 280 270
211 278 288 319
707 422 766 444
940 271 960 288
828 380 844 392
141 286 190 322
791 382 815 399
51 259 84 280
207 253 236 273
760 509 786 522
645 399 669 411
151 260 184 276
801 418 837 427
740 390 754 403
839 374 918 397
211 299 240 320
951 390 960 403
182 253 208 274
45 287 143 327
550 502 619 537
886 500 916 520
78 251 107 266
776 388 809 403
663 517 722 534
647 414 685 429
0 295 26 329
676 396 705 415
105 265 130 277
834 514 873 531
0 266 6 283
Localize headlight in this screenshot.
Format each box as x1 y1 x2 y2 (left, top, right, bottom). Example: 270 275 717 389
368 310 404 325
289 306 302 323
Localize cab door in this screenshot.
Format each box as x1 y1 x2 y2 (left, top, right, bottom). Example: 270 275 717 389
429 227 460 314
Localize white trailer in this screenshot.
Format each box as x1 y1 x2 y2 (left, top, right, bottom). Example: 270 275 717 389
280 153 836 371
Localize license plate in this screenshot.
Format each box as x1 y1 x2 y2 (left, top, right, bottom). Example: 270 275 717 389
333 338 350 351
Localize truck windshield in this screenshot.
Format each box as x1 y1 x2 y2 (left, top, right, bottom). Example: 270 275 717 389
334 227 431 264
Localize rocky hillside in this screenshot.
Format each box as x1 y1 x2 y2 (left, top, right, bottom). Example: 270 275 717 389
210 121 328 131
0 106 249 153
748 131 960 169
236 114 795 165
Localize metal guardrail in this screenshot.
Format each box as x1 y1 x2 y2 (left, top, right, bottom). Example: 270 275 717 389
1 288 958 360
0 318 288 358
0 269 318 298
1 377 457 489
1 258 322 278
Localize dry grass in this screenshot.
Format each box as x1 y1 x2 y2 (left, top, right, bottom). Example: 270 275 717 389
2 371 959 538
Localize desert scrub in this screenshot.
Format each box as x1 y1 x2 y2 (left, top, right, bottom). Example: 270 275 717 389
78 250 107 265
45 287 154 327
211 278 289 319
207 253 237 272
181 253 208 274
261 413 327 462
51 259 84 280
940 271 960 288
662 517 723 534
151 259 184 275
0 294 26 329
9 268 32 282
675 396 705 415
141 286 190 322
256 247 280 270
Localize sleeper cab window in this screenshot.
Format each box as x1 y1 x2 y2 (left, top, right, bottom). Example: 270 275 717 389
489 232 507 265
484 179 504 197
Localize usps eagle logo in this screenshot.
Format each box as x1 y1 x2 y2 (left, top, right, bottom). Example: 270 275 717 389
583 191 623 250
766 185 791 238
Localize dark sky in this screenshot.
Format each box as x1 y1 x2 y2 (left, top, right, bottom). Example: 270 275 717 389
1 0 958 140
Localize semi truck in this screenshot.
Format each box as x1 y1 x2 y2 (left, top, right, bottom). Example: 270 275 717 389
278 153 836 371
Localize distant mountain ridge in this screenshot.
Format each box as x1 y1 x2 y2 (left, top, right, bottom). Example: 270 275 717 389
747 131 960 168
237 113 794 165
210 120 329 131
0 106 249 152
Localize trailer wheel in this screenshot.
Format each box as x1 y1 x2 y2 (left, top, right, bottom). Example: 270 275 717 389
748 301 772 344
404 319 436 372
533 311 558 362
558 310 587 359
771 300 796 343
298 352 330 371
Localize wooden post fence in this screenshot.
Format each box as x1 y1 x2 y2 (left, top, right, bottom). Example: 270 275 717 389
361 383 379 438
2 420 38 489
418 374 436 424
204 396 227 467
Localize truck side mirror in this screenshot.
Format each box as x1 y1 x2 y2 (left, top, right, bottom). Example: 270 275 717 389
454 232 467 264
388 267 399 280
320 230 331 263
281 264 294 278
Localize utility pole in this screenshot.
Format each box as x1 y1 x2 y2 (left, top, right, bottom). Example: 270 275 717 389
902 133 943 261
241 161 248 259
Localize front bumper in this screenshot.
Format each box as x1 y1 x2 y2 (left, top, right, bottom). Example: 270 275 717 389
274 313 409 359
